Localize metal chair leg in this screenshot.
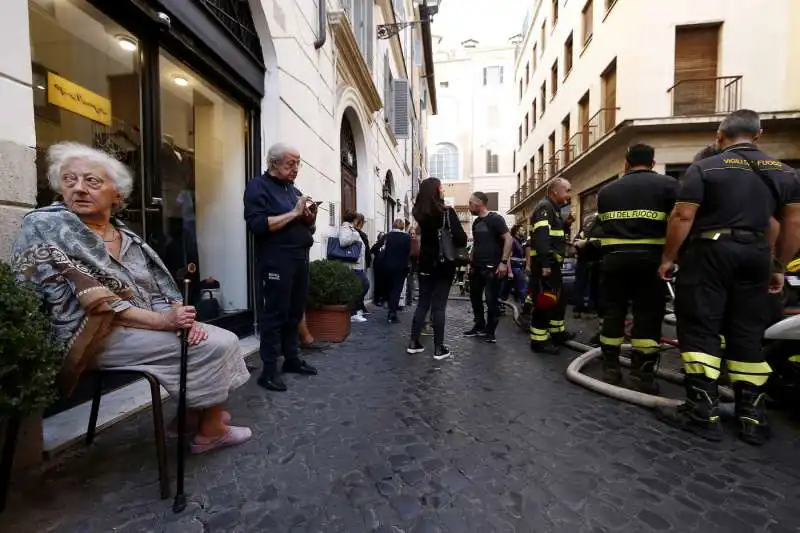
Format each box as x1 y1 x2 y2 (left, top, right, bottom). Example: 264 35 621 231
0 415 21 513
145 374 170 499
86 373 103 446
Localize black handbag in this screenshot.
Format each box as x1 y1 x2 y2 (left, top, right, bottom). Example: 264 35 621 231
438 209 469 265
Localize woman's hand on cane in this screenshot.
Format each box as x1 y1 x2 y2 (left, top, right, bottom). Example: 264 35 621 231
162 305 197 331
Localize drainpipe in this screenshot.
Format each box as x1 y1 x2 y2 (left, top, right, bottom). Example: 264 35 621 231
314 0 327 49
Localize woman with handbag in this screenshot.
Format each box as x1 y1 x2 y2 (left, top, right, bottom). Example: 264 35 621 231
337 212 370 322
407 178 468 359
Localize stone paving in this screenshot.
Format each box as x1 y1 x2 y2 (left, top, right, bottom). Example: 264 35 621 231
4 302 800 533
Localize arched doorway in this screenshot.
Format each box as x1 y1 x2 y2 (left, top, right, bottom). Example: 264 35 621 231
383 170 395 232
340 118 358 218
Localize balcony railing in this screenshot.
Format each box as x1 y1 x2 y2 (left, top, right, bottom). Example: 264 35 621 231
667 76 742 116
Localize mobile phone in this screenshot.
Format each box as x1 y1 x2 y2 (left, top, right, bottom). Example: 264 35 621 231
313 201 324 206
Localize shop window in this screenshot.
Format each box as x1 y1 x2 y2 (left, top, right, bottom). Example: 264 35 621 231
29 0 143 229
158 50 248 313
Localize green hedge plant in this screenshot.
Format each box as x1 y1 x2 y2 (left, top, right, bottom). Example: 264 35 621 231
307 260 364 308
0 262 62 419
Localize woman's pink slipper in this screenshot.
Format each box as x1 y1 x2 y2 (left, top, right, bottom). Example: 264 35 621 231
167 411 231 439
189 426 252 455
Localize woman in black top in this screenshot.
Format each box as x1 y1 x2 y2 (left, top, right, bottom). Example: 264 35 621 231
407 178 468 359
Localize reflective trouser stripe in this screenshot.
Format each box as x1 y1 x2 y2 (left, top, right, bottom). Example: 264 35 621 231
549 320 565 333
720 335 726 350
789 355 800 364
525 295 533 305
600 335 624 347
599 238 666 246
681 351 722 380
530 327 549 342
727 360 772 387
631 338 660 355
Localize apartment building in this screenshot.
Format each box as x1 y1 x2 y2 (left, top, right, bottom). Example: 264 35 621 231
509 0 800 230
428 38 517 235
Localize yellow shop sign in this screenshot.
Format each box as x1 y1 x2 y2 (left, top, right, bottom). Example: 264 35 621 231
47 72 112 126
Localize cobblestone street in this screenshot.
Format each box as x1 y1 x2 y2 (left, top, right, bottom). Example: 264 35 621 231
4 302 800 533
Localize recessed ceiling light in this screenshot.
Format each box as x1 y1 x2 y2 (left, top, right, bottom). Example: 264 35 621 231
117 35 137 52
173 75 189 87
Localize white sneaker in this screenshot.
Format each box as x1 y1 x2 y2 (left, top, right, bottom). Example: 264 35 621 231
351 315 367 323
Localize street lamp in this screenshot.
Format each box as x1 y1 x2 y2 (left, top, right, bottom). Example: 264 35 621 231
377 0 440 40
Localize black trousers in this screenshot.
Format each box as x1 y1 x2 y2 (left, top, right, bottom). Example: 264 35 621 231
386 267 409 315
411 270 454 348
470 264 502 334
599 251 666 355
676 237 772 386
529 261 566 344
258 257 308 376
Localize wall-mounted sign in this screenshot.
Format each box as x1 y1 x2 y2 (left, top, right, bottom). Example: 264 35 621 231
47 72 112 126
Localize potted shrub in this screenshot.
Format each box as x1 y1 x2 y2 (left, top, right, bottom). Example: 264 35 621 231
305 259 363 342
0 262 62 511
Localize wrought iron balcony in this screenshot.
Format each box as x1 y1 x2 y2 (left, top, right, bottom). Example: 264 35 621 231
667 76 743 116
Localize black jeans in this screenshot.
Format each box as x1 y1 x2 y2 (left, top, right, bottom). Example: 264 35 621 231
387 267 409 315
470 264 502 334
259 257 308 376
411 270 454 348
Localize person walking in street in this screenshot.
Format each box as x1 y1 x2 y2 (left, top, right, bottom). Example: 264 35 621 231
463 192 512 344
593 144 678 392
656 110 800 445
528 178 573 354
407 178 468 359
244 142 318 392
371 231 388 307
572 213 600 317
382 218 412 323
338 212 370 322
499 224 527 303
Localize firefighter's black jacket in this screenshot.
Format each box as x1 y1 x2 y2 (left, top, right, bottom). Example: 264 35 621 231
529 197 566 268
596 169 679 253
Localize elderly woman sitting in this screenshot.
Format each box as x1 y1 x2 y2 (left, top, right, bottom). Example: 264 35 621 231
11 142 251 454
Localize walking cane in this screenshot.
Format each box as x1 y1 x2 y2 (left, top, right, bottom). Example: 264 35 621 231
173 264 195 513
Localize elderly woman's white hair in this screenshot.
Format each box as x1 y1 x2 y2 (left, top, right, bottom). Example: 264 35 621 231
267 142 300 167
47 142 135 200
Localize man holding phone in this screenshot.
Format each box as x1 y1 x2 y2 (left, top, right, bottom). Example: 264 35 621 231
244 142 319 392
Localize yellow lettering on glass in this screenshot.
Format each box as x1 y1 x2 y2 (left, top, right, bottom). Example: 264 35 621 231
47 72 112 126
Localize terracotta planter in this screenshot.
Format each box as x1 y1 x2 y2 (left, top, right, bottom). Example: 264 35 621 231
305 305 352 342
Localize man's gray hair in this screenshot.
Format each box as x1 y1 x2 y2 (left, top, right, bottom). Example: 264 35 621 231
392 218 405 229
267 142 300 166
47 142 134 199
546 177 570 195
719 109 761 139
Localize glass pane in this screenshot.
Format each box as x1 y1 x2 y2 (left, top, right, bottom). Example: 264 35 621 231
158 51 247 319
29 0 143 234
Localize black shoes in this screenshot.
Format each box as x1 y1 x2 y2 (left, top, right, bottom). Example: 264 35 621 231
530 340 560 355
655 375 723 442
484 333 497 344
463 327 486 337
601 347 623 385
407 341 425 354
734 383 771 446
630 350 660 395
258 373 287 392
283 359 318 375
433 346 452 360
551 331 576 345
300 340 328 351
388 312 400 324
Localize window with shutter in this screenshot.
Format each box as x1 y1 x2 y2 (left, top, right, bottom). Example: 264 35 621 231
673 24 720 115
391 79 410 139
486 150 499 174
601 59 617 133
582 0 594 46
384 54 393 126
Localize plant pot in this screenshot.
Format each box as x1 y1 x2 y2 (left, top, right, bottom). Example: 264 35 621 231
0 412 43 471
305 305 352 343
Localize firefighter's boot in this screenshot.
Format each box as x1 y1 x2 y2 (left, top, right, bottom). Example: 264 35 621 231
601 346 623 385
655 375 723 442
734 382 771 446
630 350 660 395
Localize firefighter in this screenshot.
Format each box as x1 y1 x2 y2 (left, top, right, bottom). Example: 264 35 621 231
591 144 678 392
529 178 573 354
657 109 800 445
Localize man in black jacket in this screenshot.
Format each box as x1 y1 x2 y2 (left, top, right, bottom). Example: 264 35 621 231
243 143 318 392
382 218 412 323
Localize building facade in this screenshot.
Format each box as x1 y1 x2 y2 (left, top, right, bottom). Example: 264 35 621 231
0 0 439 338
427 38 517 235
509 0 800 230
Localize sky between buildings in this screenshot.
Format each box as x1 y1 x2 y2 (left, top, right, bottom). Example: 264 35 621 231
431 0 530 47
